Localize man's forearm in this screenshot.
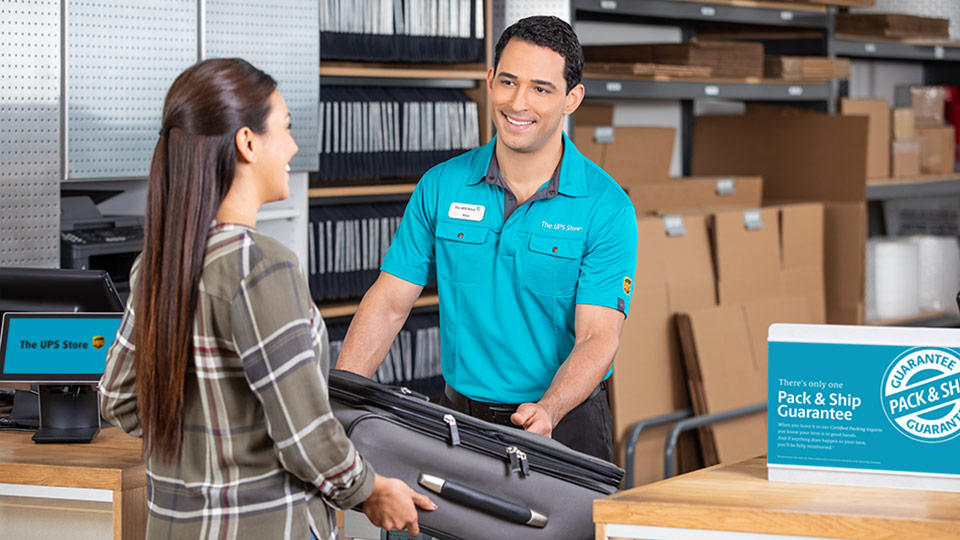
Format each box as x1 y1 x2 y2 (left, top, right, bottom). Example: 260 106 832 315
335 274 420 377
537 334 619 427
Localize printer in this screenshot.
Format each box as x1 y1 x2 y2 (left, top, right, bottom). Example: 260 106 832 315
61 196 143 300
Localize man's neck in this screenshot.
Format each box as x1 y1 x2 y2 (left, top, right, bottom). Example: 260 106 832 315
495 134 563 204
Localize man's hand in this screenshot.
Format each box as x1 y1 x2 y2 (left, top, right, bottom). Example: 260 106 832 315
510 402 556 437
363 474 437 536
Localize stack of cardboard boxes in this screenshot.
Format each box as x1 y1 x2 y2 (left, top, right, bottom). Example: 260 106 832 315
576 106 837 484
841 89 957 181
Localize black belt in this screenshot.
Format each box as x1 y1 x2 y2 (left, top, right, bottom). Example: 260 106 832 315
443 382 606 427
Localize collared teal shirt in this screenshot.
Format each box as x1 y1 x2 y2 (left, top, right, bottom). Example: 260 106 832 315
381 132 638 404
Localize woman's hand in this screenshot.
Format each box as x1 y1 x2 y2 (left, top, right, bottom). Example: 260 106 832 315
362 474 437 536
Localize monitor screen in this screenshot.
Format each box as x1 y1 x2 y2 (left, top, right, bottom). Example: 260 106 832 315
0 313 123 383
0 267 123 318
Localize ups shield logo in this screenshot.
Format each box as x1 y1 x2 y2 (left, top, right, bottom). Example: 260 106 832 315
622 277 632 296
92 336 105 349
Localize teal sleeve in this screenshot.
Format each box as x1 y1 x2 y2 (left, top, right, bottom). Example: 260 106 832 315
575 202 638 316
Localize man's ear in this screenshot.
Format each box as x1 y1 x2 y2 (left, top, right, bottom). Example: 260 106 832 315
486 66 495 93
235 127 257 164
563 83 585 116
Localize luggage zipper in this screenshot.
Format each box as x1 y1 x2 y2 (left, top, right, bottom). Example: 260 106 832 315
506 446 529 477
443 414 461 446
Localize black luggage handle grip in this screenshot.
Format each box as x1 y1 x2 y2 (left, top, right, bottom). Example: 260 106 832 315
418 473 548 528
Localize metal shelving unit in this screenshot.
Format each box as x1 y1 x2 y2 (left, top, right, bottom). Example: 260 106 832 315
867 174 960 201
583 77 832 101
574 0 829 28
832 36 960 62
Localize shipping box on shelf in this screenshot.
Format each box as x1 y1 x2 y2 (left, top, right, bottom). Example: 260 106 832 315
918 126 957 175
892 108 916 141
630 176 763 215
574 105 676 190
835 13 950 39
677 296 817 467
691 113 869 325
892 139 922 178
583 41 764 79
841 98 890 179
764 56 851 81
912 86 948 128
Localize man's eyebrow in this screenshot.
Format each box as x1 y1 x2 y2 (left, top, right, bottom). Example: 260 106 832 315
497 72 558 90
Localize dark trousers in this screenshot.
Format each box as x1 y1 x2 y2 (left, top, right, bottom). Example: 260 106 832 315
440 384 614 463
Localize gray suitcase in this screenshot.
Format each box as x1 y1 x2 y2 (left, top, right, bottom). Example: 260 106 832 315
330 370 622 540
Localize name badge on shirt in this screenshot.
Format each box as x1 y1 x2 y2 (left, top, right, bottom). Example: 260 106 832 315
448 202 485 222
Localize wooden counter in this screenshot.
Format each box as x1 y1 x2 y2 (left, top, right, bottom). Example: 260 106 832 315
595 457 960 539
0 427 146 539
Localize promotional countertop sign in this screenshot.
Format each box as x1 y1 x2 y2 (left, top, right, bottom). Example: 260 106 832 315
768 324 960 492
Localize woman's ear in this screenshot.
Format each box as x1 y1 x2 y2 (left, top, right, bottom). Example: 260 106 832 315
235 126 257 164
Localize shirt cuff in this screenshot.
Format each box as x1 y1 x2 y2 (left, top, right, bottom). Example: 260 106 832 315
380 261 429 287
576 292 630 317
332 456 376 511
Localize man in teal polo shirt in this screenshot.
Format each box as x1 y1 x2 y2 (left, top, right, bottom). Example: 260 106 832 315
336 15 637 461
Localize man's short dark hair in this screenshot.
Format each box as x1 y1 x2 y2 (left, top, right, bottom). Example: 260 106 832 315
494 16 583 94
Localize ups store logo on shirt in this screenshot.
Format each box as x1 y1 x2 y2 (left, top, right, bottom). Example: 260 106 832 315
622 277 632 296
92 335 106 350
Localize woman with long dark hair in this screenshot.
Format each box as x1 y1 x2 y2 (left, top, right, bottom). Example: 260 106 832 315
99 58 434 539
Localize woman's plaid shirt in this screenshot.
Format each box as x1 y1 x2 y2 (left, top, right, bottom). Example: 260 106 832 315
99 222 374 539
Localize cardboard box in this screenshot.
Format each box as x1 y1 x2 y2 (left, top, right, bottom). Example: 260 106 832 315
629 176 763 215
841 98 890 179
779 203 827 323
912 86 947 128
835 13 950 39
677 297 817 466
891 108 915 141
918 126 956 175
764 56 851 81
610 214 715 485
583 41 764 79
891 139 921 178
691 113 869 324
574 105 676 190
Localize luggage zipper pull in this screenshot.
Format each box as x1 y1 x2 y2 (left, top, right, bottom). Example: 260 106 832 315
506 446 528 476
517 449 530 477
443 414 461 446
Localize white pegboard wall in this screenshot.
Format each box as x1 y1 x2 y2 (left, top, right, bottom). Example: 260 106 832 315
853 0 960 40
66 0 198 179
493 0 571 48
204 0 319 173
0 0 60 267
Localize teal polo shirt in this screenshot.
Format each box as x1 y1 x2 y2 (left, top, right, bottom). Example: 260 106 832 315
381 132 638 404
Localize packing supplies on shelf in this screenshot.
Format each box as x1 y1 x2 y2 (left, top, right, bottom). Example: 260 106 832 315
328 312 442 399
582 40 764 79
892 108 916 141
891 139 921 177
841 98 890 179
315 86 479 184
307 200 408 302
835 13 950 39
912 86 948 128
917 126 956 174
909 235 960 313
865 237 920 322
764 56 851 81
319 0 484 63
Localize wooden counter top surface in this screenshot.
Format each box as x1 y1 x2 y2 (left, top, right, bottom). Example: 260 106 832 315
0 427 144 491
595 457 960 538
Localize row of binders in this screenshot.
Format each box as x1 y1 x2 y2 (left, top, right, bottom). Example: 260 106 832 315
328 312 443 398
316 86 479 183
320 0 484 63
307 201 407 303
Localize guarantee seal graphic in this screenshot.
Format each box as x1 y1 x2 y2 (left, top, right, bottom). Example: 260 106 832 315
881 347 960 443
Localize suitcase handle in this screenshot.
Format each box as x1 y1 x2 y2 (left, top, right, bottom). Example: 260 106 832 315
418 473 548 528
